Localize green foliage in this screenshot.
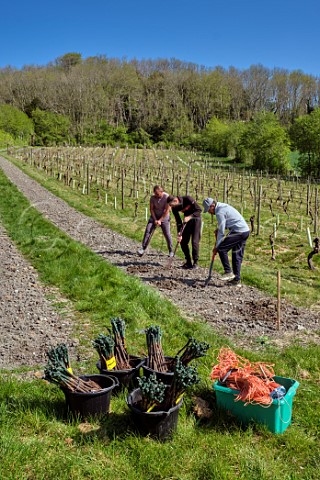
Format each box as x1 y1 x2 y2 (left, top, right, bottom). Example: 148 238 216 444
173 356 199 391
1 56 320 153
201 118 248 162
128 127 152 147
290 108 320 176
92 334 115 362
227 121 248 162
240 112 290 173
137 373 167 410
31 108 71 146
0 129 15 147
0 104 34 140
164 356 200 408
146 325 163 344
83 121 133 147
178 337 210 365
46 343 71 370
202 117 230 156
111 317 126 337
55 52 82 71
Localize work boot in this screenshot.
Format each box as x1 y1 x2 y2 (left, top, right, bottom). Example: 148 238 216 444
227 278 241 287
220 272 235 281
137 247 145 256
181 262 193 269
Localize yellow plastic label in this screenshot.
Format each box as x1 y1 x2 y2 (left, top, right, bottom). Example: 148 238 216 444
146 403 157 413
106 356 116 370
67 367 73 374
175 394 184 404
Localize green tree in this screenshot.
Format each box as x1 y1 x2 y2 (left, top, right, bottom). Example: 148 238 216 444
290 108 320 176
0 129 15 147
240 112 290 173
31 108 71 146
128 128 152 147
201 117 230 156
227 121 248 162
55 53 82 71
0 104 34 140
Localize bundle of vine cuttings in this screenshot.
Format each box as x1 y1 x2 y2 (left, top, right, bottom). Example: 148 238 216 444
44 344 101 393
137 373 167 412
111 317 131 370
146 325 168 372
169 337 210 368
137 357 199 412
92 333 115 370
162 356 200 410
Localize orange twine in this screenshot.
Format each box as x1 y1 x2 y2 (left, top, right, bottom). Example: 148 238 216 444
211 347 280 406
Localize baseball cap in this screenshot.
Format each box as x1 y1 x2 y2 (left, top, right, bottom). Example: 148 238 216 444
202 198 215 213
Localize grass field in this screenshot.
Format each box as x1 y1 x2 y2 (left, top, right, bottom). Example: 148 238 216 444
0 154 319 479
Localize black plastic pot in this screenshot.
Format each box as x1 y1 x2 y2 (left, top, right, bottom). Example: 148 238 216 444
62 374 119 419
142 356 174 385
96 355 145 390
127 388 183 441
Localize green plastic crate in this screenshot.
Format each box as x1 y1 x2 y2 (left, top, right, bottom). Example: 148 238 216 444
213 375 299 434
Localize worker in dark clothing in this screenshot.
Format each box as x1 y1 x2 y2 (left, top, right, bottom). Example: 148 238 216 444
167 195 202 269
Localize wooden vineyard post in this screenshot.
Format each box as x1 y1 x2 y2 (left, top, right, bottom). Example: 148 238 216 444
86 163 90 195
223 179 227 203
307 227 313 247
186 164 191 195
240 174 244 205
277 270 281 331
314 187 318 234
306 182 310 216
256 184 262 235
121 169 125 210
83 158 86 184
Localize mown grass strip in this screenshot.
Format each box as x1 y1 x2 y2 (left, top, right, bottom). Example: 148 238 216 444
0 167 320 480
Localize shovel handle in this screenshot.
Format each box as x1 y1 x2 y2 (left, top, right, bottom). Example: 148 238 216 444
204 253 216 287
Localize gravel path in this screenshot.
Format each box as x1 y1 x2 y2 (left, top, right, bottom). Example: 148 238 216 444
0 154 319 368
0 222 78 369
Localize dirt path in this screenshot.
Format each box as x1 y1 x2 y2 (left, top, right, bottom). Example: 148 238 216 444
0 155 319 367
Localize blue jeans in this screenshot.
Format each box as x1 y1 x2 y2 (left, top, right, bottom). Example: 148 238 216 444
217 231 250 281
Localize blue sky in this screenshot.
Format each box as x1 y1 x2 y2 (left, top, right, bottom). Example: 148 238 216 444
1 0 320 75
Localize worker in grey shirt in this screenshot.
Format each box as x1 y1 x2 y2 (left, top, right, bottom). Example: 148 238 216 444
203 198 250 286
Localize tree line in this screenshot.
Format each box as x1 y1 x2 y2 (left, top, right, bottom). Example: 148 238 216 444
1 53 320 176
